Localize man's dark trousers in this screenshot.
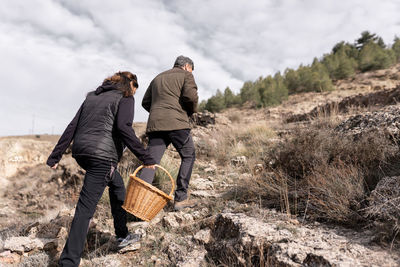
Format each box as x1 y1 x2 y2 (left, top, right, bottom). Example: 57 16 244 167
140 129 195 202
59 157 128 267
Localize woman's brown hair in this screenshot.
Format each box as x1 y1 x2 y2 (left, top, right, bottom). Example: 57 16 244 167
104 71 138 97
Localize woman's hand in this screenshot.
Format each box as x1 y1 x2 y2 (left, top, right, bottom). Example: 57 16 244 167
143 164 156 170
51 163 58 169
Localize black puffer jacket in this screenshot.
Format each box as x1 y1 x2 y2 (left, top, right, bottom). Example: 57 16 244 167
72 83 124 162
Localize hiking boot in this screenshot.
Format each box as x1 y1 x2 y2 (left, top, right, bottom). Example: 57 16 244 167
174 198 197 211
117 233 141 248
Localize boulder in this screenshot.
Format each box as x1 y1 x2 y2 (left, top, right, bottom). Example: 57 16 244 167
335 105 400 138
366 176 400 230
191 111 216 127
0 250 21 265
4 236 55 254
118 242 141 254
206 212 399 267
193 229 211 244
163 214 180 228
231 156 247 166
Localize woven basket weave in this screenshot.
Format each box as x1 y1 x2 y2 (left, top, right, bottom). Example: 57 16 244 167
122 164 175 221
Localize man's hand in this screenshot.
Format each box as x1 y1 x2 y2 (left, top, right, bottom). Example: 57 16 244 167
143 164 156 170
51 163 58 169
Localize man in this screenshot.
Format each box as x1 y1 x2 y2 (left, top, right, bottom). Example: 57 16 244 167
140 55 198 211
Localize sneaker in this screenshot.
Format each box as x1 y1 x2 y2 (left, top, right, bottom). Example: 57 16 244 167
174 198 197 211
117 233 141 248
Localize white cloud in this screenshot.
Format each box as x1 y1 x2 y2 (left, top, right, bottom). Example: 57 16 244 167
0 0 399 136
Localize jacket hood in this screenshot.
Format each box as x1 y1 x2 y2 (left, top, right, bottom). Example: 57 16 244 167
95 80 117 95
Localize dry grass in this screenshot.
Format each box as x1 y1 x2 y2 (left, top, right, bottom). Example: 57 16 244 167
196 122 276 166
233 122 400 226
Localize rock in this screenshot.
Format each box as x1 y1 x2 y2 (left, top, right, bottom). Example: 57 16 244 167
287 87 400 123
191 111 216 127
335 105 400 138
18 252 50 266
165 242 185 263
231 156 247 166
191 190 221 198
176 248 207 267
163 214 180 228
127 221 149 230
134 228 147 239
57 227 68 240
253 163 264 174
150 214 162 226
174 213 194 224
118 242 141 254
193 229 211 244
190 178 214 190
204 167 216 174
366 176 400 231
215 114 231 125
0 250 21 265
191 173 200 179
4 237 54 254
206 212 399 267
21 221 39 237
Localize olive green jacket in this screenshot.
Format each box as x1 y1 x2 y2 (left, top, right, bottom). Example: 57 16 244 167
142 67 198 133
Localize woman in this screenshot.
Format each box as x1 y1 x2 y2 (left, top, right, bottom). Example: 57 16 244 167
47 71 155 267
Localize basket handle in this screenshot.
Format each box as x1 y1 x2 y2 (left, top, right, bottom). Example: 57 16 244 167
132 164 176 197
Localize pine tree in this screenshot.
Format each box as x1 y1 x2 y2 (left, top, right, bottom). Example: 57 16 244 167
392 37 400 62
356 31 379 49
284 68 300 94
205 89 226 112
223 87 239 108
240 80 262 107
358 42 395 71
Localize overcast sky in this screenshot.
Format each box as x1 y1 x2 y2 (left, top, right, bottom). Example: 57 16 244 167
1 0 400 136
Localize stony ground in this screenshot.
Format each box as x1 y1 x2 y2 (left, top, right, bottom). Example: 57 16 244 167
1 65 400 266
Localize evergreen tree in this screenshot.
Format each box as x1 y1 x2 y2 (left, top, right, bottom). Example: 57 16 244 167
392 36 400 62
358 42 395 71
309 59 334 92
205 89 225 112
255 73 288 107
356 31 379 49
223 87 240 107
322 45 357 80
284 68 300 94
240 80 262 107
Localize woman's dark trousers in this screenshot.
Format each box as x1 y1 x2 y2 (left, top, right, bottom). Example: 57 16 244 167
59 157 128 267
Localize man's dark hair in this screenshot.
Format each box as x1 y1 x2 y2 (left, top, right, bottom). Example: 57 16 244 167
173 55 194 70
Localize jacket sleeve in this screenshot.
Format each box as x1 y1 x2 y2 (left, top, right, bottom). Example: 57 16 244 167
181 71 199 116
117 97 156 165
46 103 83 167
141 82 153 112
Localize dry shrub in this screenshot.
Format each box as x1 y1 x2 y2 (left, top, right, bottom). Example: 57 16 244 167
306 162 365 223
236 126 400 225
271 129 397 189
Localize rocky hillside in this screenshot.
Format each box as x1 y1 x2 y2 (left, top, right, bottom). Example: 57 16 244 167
1 66 400 266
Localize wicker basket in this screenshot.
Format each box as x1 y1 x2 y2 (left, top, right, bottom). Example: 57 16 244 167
122 164 175 221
